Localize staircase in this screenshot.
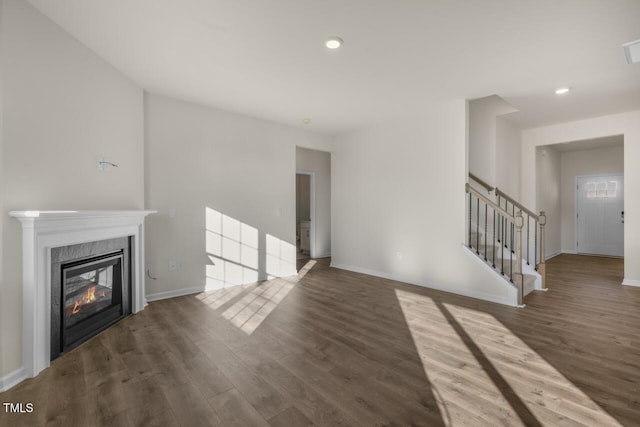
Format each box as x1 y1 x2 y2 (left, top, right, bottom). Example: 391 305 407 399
466 173 547 307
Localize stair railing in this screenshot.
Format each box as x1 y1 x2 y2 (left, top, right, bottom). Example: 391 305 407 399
495 187 547 289
469 172 494 193
466 183 524 305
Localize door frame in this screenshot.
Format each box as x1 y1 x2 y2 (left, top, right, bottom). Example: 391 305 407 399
296 170 316 259
574 173 624 256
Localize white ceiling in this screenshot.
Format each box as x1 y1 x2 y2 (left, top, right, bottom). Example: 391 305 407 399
27 0 640 135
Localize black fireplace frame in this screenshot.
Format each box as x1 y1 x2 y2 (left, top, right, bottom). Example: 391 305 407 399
50 236 132 360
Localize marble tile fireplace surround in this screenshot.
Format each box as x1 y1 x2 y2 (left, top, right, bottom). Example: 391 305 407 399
8 210 155 385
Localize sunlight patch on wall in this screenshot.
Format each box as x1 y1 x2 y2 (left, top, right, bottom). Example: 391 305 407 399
266 233 296 279
205 207 259 289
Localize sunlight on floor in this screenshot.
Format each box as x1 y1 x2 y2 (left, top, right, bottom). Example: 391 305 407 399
394 289 622 426
297 259 317 279
220 279 295 335
443 302 622 427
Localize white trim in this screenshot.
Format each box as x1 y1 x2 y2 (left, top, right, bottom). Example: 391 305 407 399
561 249 578 255
146 286 204 302
575 173 624 256
9 210 156 382
296 170 316 259
622 278 640 287
0 367 27 392
331 250 517 307
147 269 299 302
313 252 332 259
545 250 562 260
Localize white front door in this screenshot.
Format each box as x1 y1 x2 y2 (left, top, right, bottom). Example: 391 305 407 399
576 175 624 257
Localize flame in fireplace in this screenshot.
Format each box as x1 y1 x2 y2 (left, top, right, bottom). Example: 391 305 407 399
71 285 97 315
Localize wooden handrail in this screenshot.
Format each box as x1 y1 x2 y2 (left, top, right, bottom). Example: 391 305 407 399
495 187 539 221
468 173 494 193
465 184 515 222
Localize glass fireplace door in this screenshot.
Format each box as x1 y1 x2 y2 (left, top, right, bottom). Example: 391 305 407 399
61 251 124 351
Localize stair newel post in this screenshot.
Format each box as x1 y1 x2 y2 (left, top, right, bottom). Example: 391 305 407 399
526 215 530 265
492 208 496 268
497 194 501 244
515 210 524 307
484 204 488 261
476 197 480 255
538 211 547 290
468 186 472 248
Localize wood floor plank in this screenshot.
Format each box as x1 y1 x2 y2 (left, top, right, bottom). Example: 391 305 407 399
268 406 316 427
162 381 225 427
197 338 290 420
1 254 639 426
208 388 270 427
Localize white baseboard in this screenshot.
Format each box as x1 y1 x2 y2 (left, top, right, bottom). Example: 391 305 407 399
330 256 516 307
0 367 26 392
561 249 577 255
312 253 331 259
545 250 562 260
622 278 640 287
146 286 205 302
146 270 300 302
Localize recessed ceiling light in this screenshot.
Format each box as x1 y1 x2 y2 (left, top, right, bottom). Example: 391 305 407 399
325 36 343 49
555 87 571 95
302 118 311 125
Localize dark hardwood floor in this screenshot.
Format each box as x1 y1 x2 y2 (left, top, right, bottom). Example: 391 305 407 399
1 254 639 426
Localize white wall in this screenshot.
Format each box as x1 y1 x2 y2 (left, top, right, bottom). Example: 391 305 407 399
332 100 517 306
0 0 144 378
0 0 5 383
560 146 624 252
296 147 331 258
144 93 333 298
522 110 640 285
536 146 561 257
496 116 521 198
468 95 518 187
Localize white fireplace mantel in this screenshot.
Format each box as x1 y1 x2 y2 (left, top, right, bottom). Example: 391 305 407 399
9 210 156 381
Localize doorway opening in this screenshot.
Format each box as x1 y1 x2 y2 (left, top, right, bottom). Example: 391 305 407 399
295 146 331 271
536 134 624 259
296 172 313 261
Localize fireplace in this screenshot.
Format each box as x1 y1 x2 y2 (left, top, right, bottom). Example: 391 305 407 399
9 209 155 384
50 237 132 360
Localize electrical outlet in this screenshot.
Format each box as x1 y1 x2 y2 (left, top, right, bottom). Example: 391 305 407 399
169 260 177 272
